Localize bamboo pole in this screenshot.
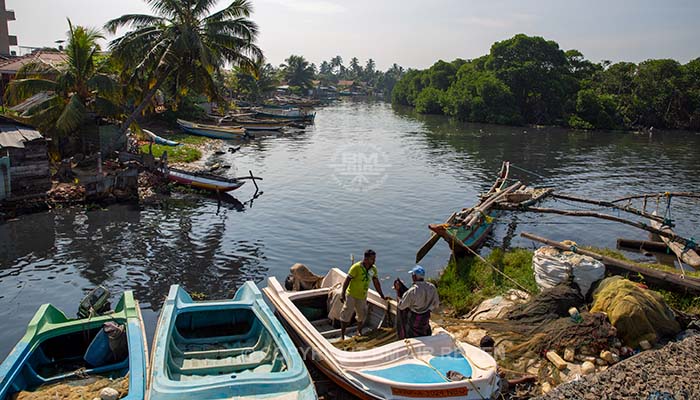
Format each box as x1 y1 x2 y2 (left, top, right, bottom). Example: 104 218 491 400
612 192 700 203
520 232 700 295
499 205 696 250
551 193 667 225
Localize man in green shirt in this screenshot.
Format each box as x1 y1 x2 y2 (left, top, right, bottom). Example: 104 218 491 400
339 249 387 340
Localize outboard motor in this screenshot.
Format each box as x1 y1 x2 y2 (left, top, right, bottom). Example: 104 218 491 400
78 286 111 318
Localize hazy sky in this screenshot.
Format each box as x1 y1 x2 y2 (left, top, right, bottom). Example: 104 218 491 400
7 0 700 70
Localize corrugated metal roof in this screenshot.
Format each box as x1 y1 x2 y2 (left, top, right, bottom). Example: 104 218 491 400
0 123 43 149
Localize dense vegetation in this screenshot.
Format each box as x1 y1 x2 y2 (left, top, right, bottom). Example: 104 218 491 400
393 34 700 130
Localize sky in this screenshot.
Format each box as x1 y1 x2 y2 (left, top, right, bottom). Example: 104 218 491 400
6 0 700 70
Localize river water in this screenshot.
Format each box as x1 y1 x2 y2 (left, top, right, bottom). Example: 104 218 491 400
1 99 699 358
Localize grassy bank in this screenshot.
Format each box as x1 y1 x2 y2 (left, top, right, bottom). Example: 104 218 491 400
436 247 700 315
139 132 209 163
435 248 538 315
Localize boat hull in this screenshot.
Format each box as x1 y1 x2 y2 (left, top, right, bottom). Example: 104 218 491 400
167 169 245 192
0 292 148 400
177 119 247 140
429 210 500 253
263 269 500 400
147 283 316 400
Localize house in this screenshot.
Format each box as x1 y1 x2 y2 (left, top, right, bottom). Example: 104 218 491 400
0 116 50 200
0 51 67 100
336 80 368 96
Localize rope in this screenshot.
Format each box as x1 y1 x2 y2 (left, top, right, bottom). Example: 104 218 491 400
509 164 547 180
463 245 532 295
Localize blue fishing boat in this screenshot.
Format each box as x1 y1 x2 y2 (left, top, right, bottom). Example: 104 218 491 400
0 291 147 400
147 283 316 400
144 129 181 146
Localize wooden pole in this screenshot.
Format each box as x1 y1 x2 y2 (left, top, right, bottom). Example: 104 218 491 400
499 205 696 250
416 212 456 263
612 192 700 203
520 232 700 295
464 181 523 226
551 193 667 225
616 238 669 253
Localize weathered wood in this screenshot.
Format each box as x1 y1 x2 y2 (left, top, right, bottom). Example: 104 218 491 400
501 205 696 250
650 211 700 270
612 192 700 203
551 193 666 225
520 232 700 295
416 212 456 263
464 181 523 226
616 238 669 253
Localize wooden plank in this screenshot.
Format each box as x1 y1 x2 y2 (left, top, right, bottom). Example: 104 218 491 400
520 232 700 295
416 212 456 263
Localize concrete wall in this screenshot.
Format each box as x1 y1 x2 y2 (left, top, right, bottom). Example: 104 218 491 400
0 0 16 56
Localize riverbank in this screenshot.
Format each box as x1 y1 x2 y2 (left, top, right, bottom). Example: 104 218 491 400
435 247 700 398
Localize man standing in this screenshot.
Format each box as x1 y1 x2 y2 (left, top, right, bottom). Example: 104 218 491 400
339 249 387 340
394 265 439 339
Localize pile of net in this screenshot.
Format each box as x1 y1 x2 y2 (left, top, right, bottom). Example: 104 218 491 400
333 327 398 352
449 284 617 361
590 276 680 347
14 375 128 400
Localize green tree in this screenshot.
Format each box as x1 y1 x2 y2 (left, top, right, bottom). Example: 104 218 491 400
330 55 344 76
105 0 263 132
232 62 279 101
282 55 315 89
349 57 362 79
5 19 119 135
631 59 683 128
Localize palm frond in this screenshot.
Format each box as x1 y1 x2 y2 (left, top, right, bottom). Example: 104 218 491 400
4 78 58 105
55 93 87 134
88 73 119 97
15 60 61 79
145 0 183 19
193 0 219 18
204 0 253 23
93 96 123 118
104 14 165 34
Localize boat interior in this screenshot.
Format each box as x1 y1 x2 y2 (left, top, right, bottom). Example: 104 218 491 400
166 308 288 381
291 292 398 351
4 322 130 396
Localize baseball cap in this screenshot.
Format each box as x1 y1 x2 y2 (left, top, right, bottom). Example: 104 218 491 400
409 265 426 277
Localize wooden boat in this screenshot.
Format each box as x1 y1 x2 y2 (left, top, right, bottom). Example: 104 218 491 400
417 162 510 261
0 292 147 400
237 122 287 131
144 129 181 146
146 283 316 400
167 168 247 192
256 109 316 122
177 119 247 140
263 268 500 400
651 211 700 269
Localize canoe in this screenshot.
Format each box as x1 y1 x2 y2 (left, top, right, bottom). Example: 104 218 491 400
238 123 287 131
177 119 247 140
147 283 317 400
428 209 500 253
0 292 147 400
650 211 700 269
263 268 500 400
167 168 245 192
256 110 315 122
144 129 181 146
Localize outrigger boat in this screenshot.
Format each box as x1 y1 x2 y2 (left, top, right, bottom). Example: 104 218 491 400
166 168 262 193
177 119 247 140
0 291 147 400
146 283 316 400
263 268 500 400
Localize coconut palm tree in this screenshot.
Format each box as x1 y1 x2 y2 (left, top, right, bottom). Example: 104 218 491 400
282 55 315 89
349 57 362 79
330 55 344 76
4 19 119 135
105 0 263 132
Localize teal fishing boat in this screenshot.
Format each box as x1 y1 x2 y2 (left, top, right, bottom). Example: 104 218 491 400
147 283 316 400
0 291 147 400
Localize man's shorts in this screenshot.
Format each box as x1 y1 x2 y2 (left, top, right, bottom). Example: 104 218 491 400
339 295 368 323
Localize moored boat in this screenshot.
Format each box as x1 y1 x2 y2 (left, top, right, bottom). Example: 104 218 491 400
263 268 500 400
167 168 246 192
428 209 500 253
144 129 181 146
0 292 148 400
650 211 700 269
146 283 317 400
256 109 316 122
177 119 247 140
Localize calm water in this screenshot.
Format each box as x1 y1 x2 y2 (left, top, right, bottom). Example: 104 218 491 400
2 99 699 358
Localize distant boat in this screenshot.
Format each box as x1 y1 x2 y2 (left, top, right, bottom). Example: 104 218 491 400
167 168 246 192
146 283 317 400
256 109 315 122
263 268 501 400
144 129 181 146
177 119 247 140
237 122 287 131
0 292 148 400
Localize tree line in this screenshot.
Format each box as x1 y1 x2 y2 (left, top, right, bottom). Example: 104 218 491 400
227 55 405 101
392 34 700 131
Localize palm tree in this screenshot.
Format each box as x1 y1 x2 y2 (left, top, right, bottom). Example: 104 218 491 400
235 62 279 101
349 57 362 79
282 55 315 89
330 55 344 76
105 0 263 132
4 19 119 135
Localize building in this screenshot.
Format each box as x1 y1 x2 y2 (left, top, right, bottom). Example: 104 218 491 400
0 116 50 201
0 51 67 101
0 0 16 57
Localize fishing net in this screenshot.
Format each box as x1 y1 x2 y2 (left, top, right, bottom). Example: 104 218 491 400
332 327 398 352
13 375 128 400
590 276 680 347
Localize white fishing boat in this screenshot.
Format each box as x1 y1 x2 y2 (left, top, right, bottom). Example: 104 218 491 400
262 268 500 400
